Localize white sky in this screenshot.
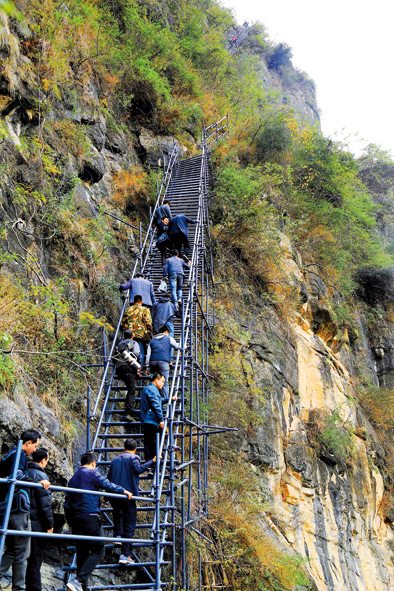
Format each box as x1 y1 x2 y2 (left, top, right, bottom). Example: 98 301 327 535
223 0 394 157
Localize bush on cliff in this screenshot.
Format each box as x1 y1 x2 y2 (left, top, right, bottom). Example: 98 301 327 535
355 266 394 306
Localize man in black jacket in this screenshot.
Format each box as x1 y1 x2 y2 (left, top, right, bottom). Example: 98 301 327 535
0 429 50 591
64 452 132 591
107 439 155 566
25 449 53 591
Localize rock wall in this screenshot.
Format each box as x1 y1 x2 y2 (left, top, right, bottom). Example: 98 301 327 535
230 238 394 591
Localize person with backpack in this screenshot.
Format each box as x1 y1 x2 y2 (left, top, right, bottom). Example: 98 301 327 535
25 449 53 591
107 439 156 566
0 430 50 591
113 330 141 417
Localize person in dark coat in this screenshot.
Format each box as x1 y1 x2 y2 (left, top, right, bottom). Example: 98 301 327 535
156 217 173 266
153 200 172 227
107 439 155 566
0 430 50 591
151 296 180 360
64 453 132 591
151 296 179 335
25 449 53 591
112 330 141 417
119 273 156 307
168 214 197 259
146 327 183 398
140 373 177 461
162 250 191 306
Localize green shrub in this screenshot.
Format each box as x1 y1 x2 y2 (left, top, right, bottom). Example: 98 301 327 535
254 113 293 163
307 407 355 464
0 334 14 389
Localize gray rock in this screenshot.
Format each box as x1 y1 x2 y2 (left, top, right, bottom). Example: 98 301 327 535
79 151 106 184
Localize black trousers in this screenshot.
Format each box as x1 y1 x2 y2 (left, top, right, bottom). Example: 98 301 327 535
143 423 162 461
157 238 173 266
111 500 137 557
116 365 136 412
72 515 105 586
170 232 190 256
25 537 43 591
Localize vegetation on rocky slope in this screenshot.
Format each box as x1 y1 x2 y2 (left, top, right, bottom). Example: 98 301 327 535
1 0 394 589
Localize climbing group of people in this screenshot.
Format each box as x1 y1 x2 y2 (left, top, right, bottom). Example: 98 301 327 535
115 198 195 416
150 198 197 265
0 200 196 591
0 430 158 591
0 430 52 591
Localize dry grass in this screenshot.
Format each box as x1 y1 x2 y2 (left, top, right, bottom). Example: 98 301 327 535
0 273 21 335
193 459 311 591
358 386 394 431
0 10 20 59
111 166 150 212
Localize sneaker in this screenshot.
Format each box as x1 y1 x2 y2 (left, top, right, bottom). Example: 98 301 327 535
66 578 84 591
119 554 135 566
115 536 122 546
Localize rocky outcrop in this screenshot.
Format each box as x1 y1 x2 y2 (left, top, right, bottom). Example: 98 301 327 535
227 239 394 591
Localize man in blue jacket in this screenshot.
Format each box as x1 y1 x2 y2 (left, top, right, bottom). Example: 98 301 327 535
146 327 183 398
140 373 177 461
64 453 132 591
169 214 197 259
0 429 50 591
119 273 156 308
107 439 155 566
162 250 191 306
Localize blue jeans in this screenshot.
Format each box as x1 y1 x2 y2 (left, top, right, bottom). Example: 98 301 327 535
169 273 183 304
149 360 170 399
135 339 146 367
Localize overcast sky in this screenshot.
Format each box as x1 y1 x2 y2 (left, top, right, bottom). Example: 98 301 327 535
224 0 394 157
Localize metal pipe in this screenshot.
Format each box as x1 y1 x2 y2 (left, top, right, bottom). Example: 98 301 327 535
0 478 152 502
0 440 22 555
102 210 147 234
155 432 161 591
2 530 157 543
86 386 91 451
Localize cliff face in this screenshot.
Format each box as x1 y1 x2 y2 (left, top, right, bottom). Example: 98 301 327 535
215 234 394 591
